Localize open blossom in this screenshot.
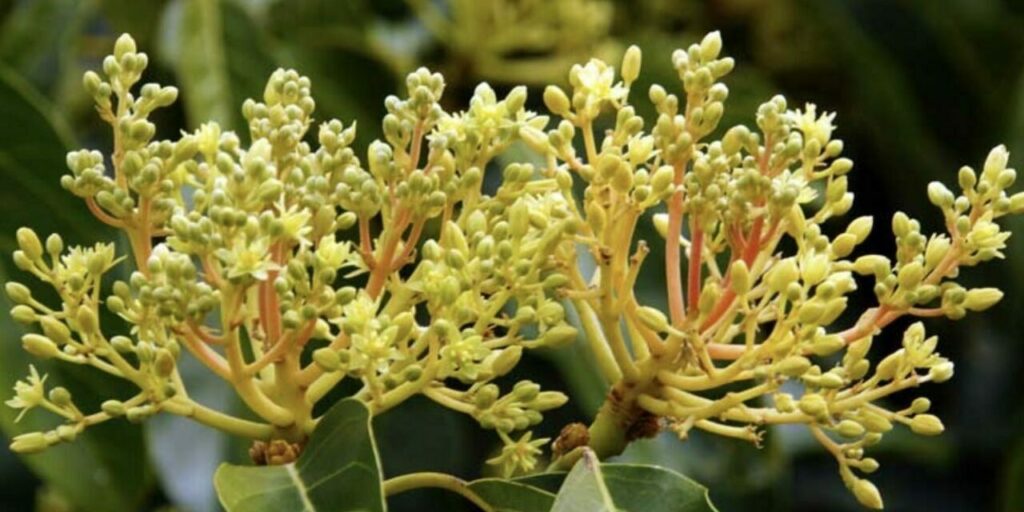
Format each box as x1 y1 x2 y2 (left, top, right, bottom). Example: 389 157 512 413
6 366 47 422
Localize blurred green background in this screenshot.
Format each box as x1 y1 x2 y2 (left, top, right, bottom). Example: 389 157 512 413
0 0 1022 510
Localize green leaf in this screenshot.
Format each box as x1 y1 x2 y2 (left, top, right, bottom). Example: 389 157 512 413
551 450 617 512
214 398 385 512
176 0 233 128
467 478 556 512
164 0 276 131
550 450 718 512
0 64 153 511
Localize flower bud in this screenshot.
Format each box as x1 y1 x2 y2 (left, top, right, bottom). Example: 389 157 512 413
102 400 126 416
11 305 37 324
313 348 341 372
621 45 642 84
830 233 857 259
5 282 31 304
929 361 954 383
851 478 883 510
927 181 955 208
22 334 59 359
897 261 924 289
16 228 43 260
540 325 578 348
909 414 944 436
729 260 751 295
489 346 522 377
798 393 827 417
910 397 931 413
474 384 499 409
852 255 890 276
837 419 865 438
963 288 1003 311
776 356 811 377
860 411 893 433
773 393 795 412
543 86 571 115
76 306 98 334
699 31 723 61
10 432 51 454
811 334 844 356
636 306 670 332
767 258 799 293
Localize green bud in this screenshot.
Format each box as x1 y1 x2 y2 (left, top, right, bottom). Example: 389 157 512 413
76 307 98 334
774 393 795 412
621 45 642 84
102 400 126 416
154 350 175 377
837 419 865 438
22 334 60 359
45 234 63 256
489 346 522 377
16 228 43 260
699 31 723 61
817 371 845 389
729 260 751 295
776 356 811 377
313 348 342 372
909 414 944 436
10 432 51 454
963 288 1003 311
11 305 37 324
5 282 32 304
798 393 827 417
811 334 844 356
48 387 72 407
851 478 883 510
636 306 670 332
927 181 955 208
897 262 924 289
860 411 893 433
543 86 571 115
875 350 903 381
929 361 954 383
910 397 931 413
475 384 499 409
540 325 578 348
767 257 799 293
831 233 857 259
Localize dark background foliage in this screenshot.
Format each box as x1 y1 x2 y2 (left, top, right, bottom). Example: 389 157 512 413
0 0 1022 510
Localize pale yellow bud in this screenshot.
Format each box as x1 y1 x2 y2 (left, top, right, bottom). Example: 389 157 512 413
729 260 751 295
621 45 642 84
963 288 1003 311
929 361 955 383
851 478 884 510
845 216 873 244
767 257 799 293
543 86 571 116
909 414 944 436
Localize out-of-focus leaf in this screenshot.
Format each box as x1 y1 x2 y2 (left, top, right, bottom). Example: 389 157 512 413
551 450 718 512
0 64 152 512
162 0 276 132
0 0 92 95
214 398 385 512
467 478 556 512
99 0 170 46
175 0 233 128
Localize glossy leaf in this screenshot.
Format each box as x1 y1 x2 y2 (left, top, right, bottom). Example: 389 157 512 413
467 478 556 512
551 450 717 512
0 64 152 511
214 398 385 512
